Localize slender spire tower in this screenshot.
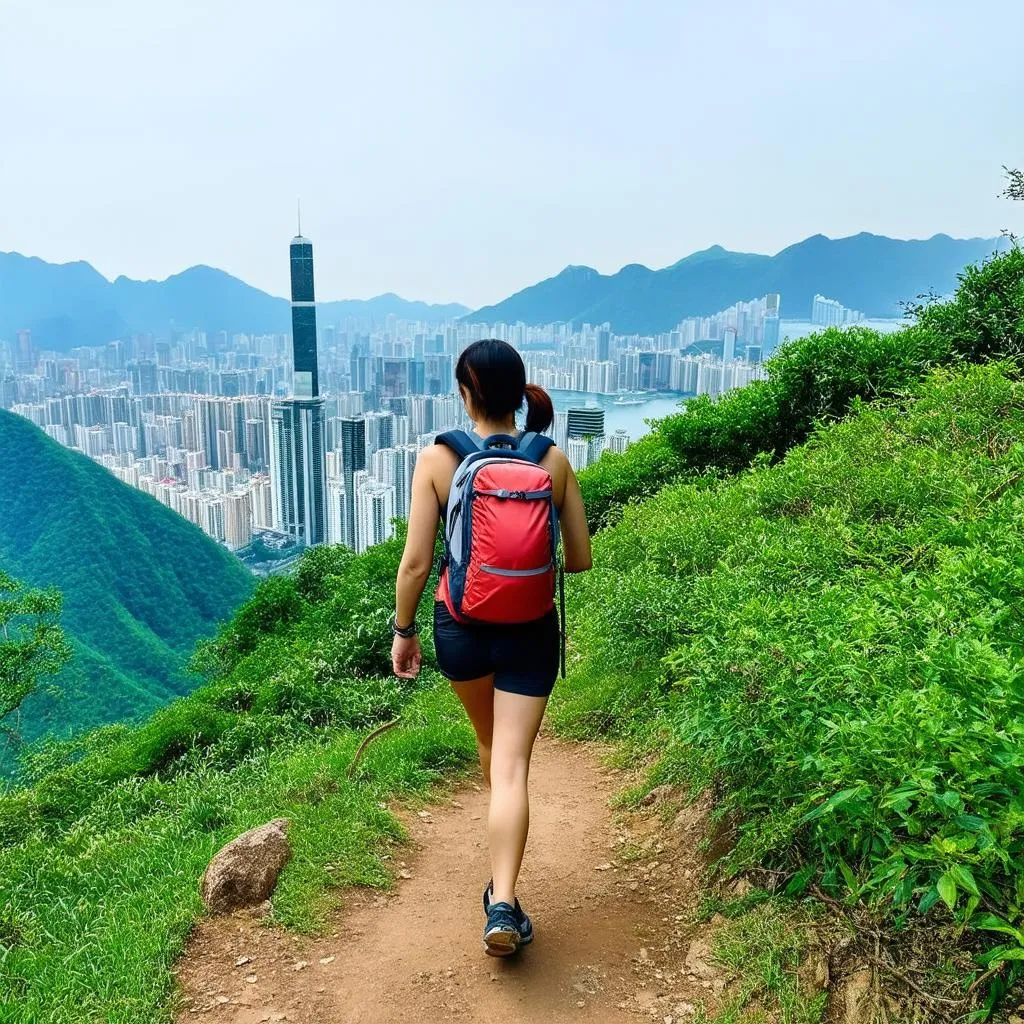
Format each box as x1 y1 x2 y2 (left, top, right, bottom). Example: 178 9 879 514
269 217 327 547
289 216 319 399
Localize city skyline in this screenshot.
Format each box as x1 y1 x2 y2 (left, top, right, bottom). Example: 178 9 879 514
1 270 777 561
1 2 1020 307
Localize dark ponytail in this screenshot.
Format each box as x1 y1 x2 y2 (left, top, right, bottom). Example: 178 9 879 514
456 339 555 435
524 383 554 434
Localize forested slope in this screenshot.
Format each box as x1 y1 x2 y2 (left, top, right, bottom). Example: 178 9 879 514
0 412 254 741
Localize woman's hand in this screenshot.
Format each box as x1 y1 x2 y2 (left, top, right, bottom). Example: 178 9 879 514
392 634 423 679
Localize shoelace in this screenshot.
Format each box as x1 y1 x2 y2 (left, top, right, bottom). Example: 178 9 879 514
486 903 520 932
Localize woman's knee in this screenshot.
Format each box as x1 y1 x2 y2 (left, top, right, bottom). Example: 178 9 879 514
489 748 530 789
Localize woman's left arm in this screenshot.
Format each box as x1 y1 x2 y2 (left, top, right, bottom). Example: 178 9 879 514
392 450 441 677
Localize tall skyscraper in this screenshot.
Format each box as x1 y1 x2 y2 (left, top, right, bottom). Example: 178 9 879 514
289 231 319 399
339 416 367 548
723 327 737 362
270 226 327 547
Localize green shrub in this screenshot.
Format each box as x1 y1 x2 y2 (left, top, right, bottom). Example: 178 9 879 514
561 363 1024 940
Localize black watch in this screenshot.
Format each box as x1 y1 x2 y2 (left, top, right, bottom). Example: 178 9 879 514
390 614 419 638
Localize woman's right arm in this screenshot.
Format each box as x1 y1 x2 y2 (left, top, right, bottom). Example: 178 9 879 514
556 456 592 573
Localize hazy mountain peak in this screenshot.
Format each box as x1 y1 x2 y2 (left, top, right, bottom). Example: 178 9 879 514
468 232 1002 332
1 253 469 349
557 264 600 277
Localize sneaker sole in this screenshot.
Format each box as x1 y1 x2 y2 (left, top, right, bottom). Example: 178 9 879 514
483 928 521 957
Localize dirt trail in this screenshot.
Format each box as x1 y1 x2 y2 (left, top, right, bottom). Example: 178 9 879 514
176 735 717 1024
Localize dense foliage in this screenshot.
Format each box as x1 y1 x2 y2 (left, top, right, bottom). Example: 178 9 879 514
579 246 1024 529
562 361 1024 930
0 573 71 742
0 411 254 744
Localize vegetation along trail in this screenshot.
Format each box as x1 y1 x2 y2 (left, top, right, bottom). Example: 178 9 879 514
176 736 717 1024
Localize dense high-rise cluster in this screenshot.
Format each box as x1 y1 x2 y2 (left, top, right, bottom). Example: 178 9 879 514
2 243 776 566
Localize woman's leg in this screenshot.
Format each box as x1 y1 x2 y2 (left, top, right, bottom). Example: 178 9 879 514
450 675 495 786
488 689 548 907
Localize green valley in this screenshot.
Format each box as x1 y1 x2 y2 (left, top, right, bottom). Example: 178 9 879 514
0 413 254 745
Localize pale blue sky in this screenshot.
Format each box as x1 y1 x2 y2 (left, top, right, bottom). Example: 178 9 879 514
1 0 1021 307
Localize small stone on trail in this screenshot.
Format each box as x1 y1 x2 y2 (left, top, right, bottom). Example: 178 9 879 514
640 784 675 807
293 960 308 971
216 996 230 1004
594 862 613 871
399 870 413 879
200 819 292 914
245 974 258 984
451 800 463 808
235 956 252 966
576 1001 585 1008
417 810 431 819
319 956 335 965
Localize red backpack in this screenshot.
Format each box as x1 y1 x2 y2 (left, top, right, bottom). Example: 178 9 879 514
435 431 565 670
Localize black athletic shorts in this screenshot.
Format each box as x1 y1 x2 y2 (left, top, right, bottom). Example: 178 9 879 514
433 600 560 698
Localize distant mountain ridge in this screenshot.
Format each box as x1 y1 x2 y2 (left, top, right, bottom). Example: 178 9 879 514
2 232 1007 350
0 252 470 351
467 232 1007 335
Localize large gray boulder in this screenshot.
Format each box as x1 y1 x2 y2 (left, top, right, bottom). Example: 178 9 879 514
200 818 292 913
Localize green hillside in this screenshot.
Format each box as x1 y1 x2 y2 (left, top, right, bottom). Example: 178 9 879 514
0 412 254 743
1 246 1023 1023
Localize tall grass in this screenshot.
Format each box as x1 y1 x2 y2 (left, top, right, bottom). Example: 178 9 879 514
554 362 1024 995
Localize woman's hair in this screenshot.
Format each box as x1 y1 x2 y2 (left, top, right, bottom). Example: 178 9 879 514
455 339 554 434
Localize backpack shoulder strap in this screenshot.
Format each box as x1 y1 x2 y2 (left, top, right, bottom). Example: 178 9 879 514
516 430 556 465
435 430 483 460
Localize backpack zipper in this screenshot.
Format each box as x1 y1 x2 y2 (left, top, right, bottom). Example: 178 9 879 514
480 563 553 577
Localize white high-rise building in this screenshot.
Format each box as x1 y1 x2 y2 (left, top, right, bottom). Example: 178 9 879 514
326 478 347 546
355 479 396 553
565 437 590 472
223 490 253 550
812 294 864 326
723 328 737 362
608 429 631 454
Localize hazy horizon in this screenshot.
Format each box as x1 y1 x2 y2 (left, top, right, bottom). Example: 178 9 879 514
3 228 1008 309
2 1 1021 307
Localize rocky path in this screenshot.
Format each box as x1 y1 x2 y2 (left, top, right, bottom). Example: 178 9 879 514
175 735 720 1024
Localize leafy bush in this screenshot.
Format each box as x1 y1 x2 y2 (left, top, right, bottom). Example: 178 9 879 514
560 363 1024 945
579 246 1024 529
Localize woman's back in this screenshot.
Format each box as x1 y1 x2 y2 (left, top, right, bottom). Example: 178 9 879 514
415 438 591 574
390 338 592 960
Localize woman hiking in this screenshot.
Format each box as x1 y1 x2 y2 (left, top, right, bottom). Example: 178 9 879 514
391 338 593 957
